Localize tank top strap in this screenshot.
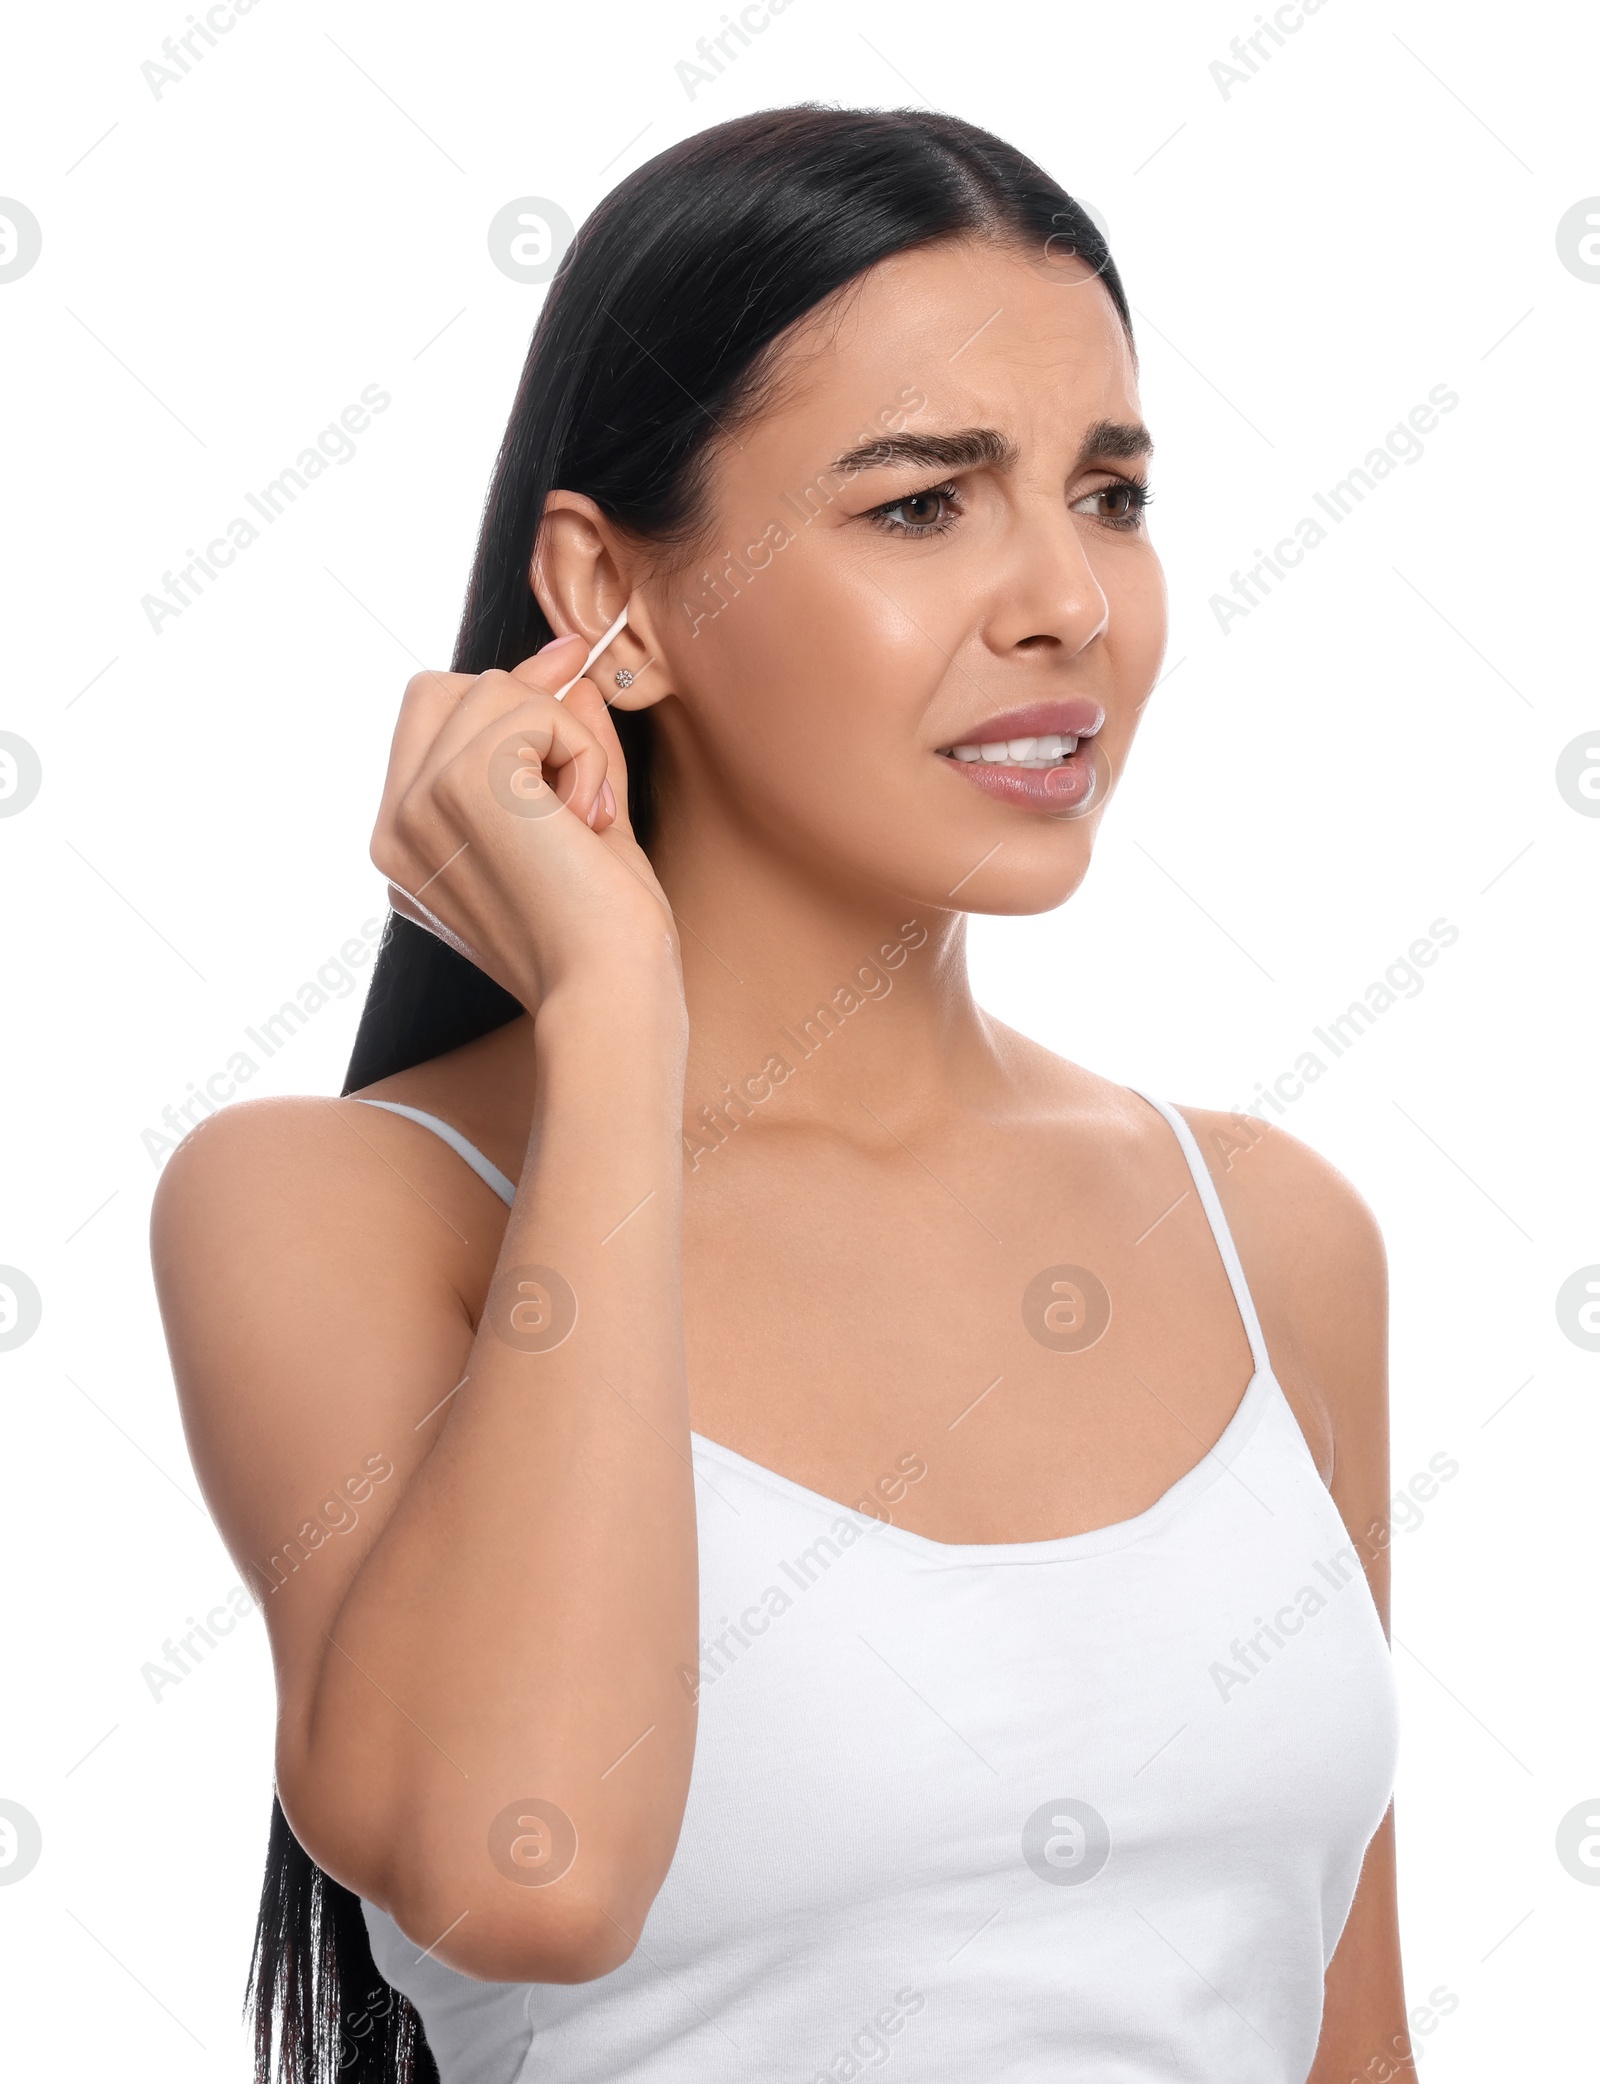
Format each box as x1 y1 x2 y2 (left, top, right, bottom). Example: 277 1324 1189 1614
351 1098 517 1207
1125 1087 1272 1380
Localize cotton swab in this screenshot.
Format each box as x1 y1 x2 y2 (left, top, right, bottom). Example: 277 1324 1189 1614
553 605 630 700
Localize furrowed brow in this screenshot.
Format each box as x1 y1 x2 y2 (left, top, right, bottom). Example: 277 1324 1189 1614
828 427 1017 478
827 419 1152 481
1076 419 1154 468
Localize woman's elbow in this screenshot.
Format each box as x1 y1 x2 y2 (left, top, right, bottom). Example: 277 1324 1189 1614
278 1762 668 1986
384 1869 647 1986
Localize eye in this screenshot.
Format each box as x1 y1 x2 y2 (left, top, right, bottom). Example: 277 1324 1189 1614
867 480 963 537
1073 475 1153 532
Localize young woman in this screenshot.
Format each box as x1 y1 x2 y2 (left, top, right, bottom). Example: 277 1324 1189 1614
152 105 1406 2084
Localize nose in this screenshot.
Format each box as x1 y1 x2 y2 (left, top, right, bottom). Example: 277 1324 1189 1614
983 500 1109 662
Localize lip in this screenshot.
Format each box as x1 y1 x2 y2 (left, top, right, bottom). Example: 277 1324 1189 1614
939 747 1103 813
934 698 1106 752
933 698 1109 817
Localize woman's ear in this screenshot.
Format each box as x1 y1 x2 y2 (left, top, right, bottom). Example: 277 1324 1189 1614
532 491 672 711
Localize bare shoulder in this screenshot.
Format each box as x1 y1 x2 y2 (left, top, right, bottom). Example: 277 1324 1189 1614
150 1089 509 1277
987 1030 1386 1300
149 1094 507 1647
150 1020 535 1419
1176 1104 1387 1295
989 1037 1389 1410
151 1091 368 1241
1176 1105 1390 1553
151 1096 376 1326
149 1090 508 1430
1007 1035 1391 1517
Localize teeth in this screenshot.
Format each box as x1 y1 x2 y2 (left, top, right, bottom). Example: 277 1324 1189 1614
945 733 1080 767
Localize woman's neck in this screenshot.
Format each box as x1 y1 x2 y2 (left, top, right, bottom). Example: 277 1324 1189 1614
404 815 1038 1164
655 812 1008 1141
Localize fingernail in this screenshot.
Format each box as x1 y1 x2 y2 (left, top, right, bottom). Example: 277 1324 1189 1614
586 793 602 828
538 632 583 654
600 779 616 823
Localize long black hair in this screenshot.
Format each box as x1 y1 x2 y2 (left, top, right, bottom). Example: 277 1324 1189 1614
248 102 1130 2082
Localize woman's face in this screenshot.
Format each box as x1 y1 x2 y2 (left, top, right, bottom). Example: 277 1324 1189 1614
629 233 1167 916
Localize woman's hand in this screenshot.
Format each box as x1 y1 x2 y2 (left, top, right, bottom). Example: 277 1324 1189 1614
370 632 680 1010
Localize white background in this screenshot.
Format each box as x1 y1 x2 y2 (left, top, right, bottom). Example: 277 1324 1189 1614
2 0 1596 2075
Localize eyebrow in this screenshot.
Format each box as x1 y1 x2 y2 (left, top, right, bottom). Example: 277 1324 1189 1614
829 418 1153 480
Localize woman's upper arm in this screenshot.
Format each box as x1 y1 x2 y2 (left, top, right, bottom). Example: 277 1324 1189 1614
149 1096 481 1706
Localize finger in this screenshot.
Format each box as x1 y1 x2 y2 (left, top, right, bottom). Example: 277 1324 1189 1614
453 694 612 831
505 636 589 699
557 675 632 832
409 637 587 783
380 668 479 806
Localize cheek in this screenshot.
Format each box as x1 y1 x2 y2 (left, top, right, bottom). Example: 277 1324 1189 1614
679 548 944 770
1100 546 1167 717
1110 544 1167 652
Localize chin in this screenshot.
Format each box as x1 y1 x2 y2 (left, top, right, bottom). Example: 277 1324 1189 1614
940 831 1099 918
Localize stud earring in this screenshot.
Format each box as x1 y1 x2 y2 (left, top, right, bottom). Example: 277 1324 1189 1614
614 668 635 689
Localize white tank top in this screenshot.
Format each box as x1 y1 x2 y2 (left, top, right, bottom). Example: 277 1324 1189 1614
354 1088 1398 2082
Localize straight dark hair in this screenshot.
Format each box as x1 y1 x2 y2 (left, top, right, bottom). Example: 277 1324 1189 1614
248 101 1129 2082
